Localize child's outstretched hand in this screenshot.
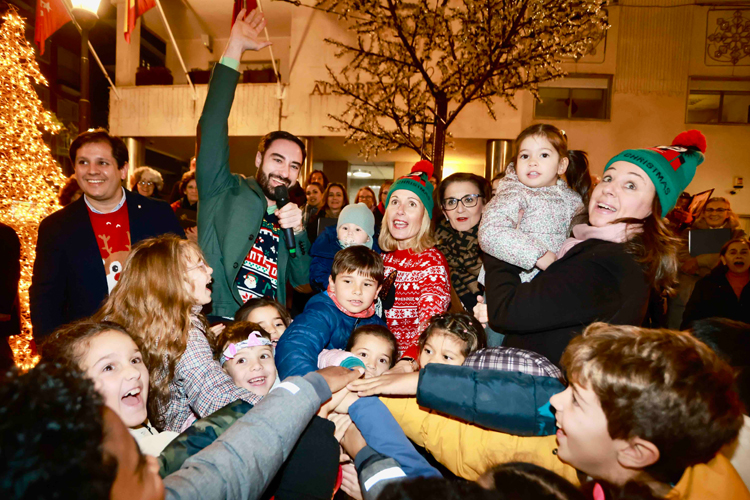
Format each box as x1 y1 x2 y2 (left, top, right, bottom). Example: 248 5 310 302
347 372 419 397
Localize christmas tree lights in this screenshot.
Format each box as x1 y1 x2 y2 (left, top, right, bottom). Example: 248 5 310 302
0 7 67 370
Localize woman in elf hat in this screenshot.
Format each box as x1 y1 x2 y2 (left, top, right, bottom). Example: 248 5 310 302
379 161 451 369
475 131 705 366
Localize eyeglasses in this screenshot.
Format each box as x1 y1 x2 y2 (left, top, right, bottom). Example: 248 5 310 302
441 194 483 211
186 261 209 273
704 208 728 214
138 181 154 187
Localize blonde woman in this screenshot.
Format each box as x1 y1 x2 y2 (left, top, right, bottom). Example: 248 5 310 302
379 161 451 368
130 166 164 198
95 235 261 432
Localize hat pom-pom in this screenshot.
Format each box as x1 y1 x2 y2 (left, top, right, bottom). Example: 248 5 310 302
672 130 707 154
412 160 434 178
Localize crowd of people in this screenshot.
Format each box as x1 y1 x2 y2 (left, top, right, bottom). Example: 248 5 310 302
2 8 749 500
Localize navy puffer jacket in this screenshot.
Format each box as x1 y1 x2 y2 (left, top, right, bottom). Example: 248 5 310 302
275 291 386 379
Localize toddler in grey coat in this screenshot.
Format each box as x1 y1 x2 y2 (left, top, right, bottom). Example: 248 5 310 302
479 125 588 283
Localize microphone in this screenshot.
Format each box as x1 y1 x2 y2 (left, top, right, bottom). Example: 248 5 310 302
273 184 297 259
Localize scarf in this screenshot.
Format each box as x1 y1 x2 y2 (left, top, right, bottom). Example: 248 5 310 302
326 283 377 318
557 223 641 259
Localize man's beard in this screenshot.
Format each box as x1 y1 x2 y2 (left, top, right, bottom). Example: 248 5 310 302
256 167 290 202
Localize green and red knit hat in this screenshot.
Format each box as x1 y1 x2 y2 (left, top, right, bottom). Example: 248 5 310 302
386 160 435 218
604 130 707 217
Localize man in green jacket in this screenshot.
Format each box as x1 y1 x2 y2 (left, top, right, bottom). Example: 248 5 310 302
196 9 311 319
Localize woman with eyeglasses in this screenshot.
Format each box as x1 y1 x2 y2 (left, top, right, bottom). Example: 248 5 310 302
129 166 164 199
435 173 491 311
95 235 263 432
667 196 746 328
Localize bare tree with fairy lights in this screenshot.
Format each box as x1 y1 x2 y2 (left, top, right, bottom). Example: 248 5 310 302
282 0 608 176
0 7 67 370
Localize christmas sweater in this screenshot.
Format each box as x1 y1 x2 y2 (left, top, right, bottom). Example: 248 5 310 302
382 247 451 359
87 203 131 293
235 210 281 302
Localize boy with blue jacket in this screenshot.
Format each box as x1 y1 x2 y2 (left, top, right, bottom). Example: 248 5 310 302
276 246 387 379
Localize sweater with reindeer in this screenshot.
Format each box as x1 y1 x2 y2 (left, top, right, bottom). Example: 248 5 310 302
87 203 131 293
382 248 451 359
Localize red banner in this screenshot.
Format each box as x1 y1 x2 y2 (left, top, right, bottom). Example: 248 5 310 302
231 0 258 28
34 0 72 55
124 0 156 43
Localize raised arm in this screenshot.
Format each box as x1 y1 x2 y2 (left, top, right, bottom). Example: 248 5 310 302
196 9 271 201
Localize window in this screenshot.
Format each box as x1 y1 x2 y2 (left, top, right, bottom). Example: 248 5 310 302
687 78 750 124
534 75 612 120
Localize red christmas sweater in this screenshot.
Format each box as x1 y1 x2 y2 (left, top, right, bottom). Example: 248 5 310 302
382 247 451 359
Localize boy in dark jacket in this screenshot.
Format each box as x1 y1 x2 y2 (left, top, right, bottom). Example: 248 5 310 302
276 246 387 378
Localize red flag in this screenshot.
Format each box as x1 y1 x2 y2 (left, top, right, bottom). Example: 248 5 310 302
34 0 72 55
231 0 258 29
124 0 156 43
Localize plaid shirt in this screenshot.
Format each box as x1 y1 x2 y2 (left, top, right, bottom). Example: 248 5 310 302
463 347 564 382
156 315 262 432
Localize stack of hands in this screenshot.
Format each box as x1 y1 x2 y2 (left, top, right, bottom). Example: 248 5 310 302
315 367 421 499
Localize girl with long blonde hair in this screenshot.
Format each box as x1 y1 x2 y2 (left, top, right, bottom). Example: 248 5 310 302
96 235 261 432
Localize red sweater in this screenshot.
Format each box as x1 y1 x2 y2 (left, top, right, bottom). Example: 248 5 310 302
383 247 451 358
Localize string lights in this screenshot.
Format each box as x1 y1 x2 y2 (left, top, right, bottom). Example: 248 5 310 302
0 7 67 370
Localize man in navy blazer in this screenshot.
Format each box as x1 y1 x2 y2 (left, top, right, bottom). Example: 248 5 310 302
30 129 184 340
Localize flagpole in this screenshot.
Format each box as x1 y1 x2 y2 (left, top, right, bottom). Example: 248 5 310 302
255 0 284 100
153 0 197 100
58 0 121 100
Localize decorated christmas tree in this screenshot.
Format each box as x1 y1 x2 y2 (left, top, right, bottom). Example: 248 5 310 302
0 7 66 370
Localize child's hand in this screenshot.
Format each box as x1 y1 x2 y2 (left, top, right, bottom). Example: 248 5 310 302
473 296 488 327
327 413 353 442
209 323 226 336
386 359 415 374
340 457 363 500
347 372 419 397
536 250 557 271
318 387 351 418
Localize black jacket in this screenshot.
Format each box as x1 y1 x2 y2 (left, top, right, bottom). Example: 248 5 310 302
0 222 21 339
681 268 750 329
485 238 649 366
30 190 185 340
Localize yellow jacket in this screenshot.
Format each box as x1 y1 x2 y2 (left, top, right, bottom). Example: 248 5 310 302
380 397 750 500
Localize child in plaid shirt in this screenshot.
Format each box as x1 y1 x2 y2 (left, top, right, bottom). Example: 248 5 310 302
96 235 263 432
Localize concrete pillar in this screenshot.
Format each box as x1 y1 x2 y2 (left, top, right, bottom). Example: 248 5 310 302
299 137 313 187
115 0 141 86
126 137 146 185
486 139 514 180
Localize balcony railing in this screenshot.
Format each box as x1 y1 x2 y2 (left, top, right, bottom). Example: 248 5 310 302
109 83 280 137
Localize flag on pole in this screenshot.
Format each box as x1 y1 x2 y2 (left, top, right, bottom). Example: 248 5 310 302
34 0 72 55
231 0 258 28
124 0 156 43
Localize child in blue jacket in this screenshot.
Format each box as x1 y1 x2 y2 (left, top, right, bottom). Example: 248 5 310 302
276 246 387 379
309 203 381 292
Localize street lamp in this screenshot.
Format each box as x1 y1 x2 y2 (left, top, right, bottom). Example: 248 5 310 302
70 0 102 133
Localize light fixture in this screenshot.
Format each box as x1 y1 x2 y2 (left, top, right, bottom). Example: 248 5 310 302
71 0 101 15
352 169 371 178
